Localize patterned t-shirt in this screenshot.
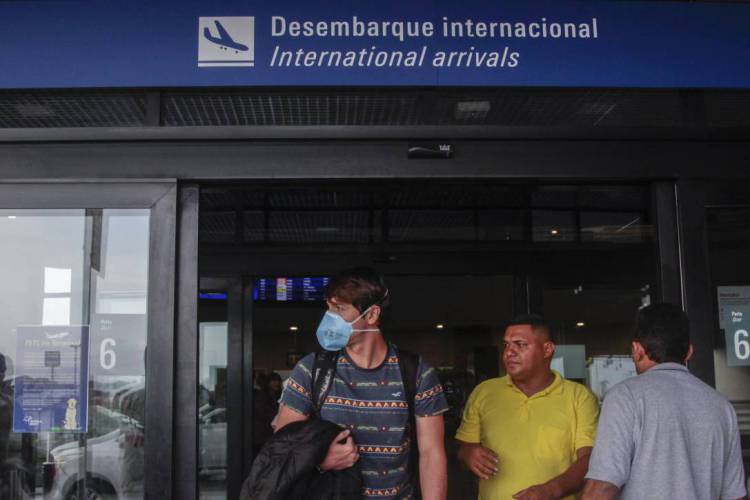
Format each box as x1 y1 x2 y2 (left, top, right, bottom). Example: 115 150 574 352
280 344 449 500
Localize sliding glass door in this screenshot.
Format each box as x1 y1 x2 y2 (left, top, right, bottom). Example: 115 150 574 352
0 183 176 500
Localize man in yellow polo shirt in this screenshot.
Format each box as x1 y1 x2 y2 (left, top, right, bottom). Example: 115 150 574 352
456 314 599 500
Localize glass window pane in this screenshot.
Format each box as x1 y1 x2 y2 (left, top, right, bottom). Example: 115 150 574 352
580 211 651 243
532 210 576 242
543 284 652 400
198 295 228 500
388 210 475 241
707 207 750 490
0 208 150 500
477 210 525 241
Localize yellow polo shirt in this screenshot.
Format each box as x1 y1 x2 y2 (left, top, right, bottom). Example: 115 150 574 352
455 372 599 500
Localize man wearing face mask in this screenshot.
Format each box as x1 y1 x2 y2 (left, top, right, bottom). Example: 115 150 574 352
275 267 449 500
456 314 599 500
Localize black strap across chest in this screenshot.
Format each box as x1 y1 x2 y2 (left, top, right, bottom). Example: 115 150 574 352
310 346 421 495
311 347 418 416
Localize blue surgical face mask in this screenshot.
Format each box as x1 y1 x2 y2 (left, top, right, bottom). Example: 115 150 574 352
315 306 380 352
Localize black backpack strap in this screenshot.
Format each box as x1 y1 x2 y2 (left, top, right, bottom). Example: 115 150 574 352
395 346 421 498
311 350 339 417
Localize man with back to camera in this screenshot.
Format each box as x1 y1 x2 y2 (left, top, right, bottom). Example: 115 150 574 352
582 303 748 500
455 314 600 500
274 267 449 500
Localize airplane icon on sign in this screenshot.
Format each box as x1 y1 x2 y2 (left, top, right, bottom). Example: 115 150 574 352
197 16 254 67
203 20 249 53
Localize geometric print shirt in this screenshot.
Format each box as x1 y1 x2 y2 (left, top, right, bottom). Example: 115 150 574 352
280 343 449 499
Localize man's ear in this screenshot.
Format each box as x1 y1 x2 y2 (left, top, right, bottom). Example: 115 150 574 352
366 305 381 325
543 341 556 359
631 341 646 362
685 343 694 363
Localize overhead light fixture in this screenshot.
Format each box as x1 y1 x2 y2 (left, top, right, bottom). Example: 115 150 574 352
550 229 559 235
289 326 299 331
14 103 57 118
576 321 585 328
454 100 491 121
7 216 16 219
436 324 445 330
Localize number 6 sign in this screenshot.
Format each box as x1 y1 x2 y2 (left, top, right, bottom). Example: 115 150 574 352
89 314 147 376
734 329 750 361
100 338 117 370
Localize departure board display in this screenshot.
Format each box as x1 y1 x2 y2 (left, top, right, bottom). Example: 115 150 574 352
253 277 330 302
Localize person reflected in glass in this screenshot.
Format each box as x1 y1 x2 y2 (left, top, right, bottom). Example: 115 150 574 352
118 348 145 496
252 372 281 457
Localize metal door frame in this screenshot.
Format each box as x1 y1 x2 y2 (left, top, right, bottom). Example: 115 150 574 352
195 276 247 500
0 180 178 499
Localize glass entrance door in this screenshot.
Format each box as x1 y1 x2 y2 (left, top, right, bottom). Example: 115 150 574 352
0 183 177 500
197 181 659 500
197 277 245 500
197 279 230 500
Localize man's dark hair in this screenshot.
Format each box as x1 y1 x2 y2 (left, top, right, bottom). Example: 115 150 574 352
506 313 554 342
325 266 390 313
255 372 270 391
634 303 690 364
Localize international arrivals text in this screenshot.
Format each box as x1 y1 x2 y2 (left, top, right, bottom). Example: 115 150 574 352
267 16 599 69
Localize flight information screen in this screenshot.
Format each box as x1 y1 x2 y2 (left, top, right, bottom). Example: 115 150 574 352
253 276 330 302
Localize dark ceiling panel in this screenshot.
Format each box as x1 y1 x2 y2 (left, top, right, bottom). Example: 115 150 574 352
432 88 683 127
200 211 236 243
389 184 518 208
199 182 654 245
267 188 373 209
163 90 422 126
389 210 476 241
268 210 371 243
0 91 146 128
705 90 750 128
0 87 748 130
243 210 266 243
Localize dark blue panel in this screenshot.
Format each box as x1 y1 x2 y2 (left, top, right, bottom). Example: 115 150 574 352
0 0 748 88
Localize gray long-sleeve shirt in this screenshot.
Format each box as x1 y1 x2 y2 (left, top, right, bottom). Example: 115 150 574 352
586 363 747 500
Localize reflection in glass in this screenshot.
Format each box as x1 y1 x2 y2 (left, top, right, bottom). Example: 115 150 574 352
532 210 577 242
580 211 651 243
0 209 149 499
198 296 228 500
707 207 750 489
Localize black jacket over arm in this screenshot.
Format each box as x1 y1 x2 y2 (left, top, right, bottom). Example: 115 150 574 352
240 418 362 500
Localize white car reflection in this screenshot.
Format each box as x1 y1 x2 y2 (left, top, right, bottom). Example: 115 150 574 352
46 407 143 500
199 406 227 475
45 406 227 499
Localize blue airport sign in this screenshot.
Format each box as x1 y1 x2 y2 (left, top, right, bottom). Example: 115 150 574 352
13 326 90 434
0 0 748 89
